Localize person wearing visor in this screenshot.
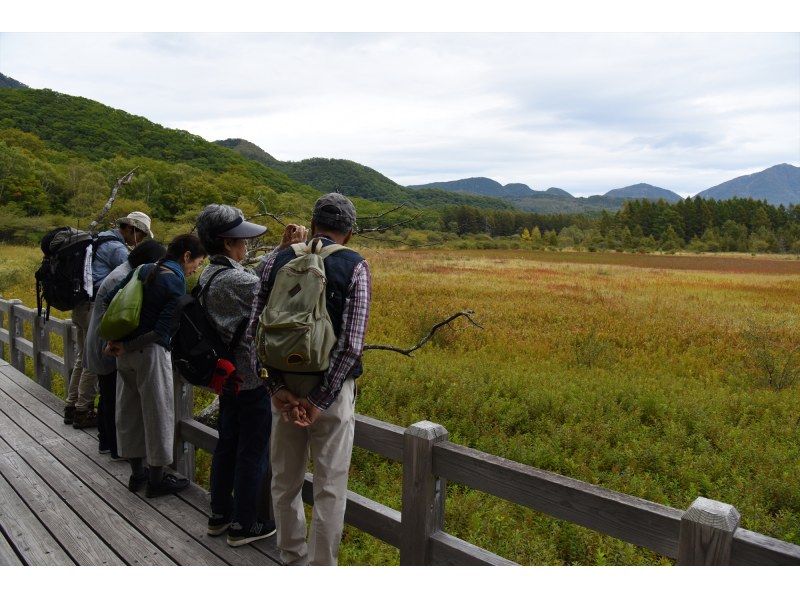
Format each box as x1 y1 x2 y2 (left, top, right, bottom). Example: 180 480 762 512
196 204 307 547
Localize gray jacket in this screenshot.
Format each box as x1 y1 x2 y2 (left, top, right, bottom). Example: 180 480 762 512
198 256 262 391
85 261 132 375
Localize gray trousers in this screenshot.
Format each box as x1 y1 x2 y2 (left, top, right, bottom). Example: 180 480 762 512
270 376 356 566
67 301 98 410
115 344 174 467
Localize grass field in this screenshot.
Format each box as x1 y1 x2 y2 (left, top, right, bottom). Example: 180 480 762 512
2 244 799 565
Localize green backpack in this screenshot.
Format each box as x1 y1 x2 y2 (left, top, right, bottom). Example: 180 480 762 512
256 240 346 373
99 266 144 341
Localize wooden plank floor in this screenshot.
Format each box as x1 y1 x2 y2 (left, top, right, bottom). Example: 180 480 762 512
0 358 282 566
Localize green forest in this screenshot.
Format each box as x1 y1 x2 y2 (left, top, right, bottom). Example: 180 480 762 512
1 87 798 254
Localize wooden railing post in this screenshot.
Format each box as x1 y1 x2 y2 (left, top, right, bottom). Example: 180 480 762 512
400 420 448 565
61 318 76 384
678 497 740 565
32 315 52 391
172 374 196 482
0 301 7 360
7 300 25 372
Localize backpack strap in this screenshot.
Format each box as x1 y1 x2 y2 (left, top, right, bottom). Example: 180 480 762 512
290 240 347 260
197 262 233 305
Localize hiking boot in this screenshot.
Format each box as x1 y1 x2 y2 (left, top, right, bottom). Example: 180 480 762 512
145 473 189 498
226 520 276 547
72 409 98 429
207 513 231 536
63 405 76 425
128 469 148 492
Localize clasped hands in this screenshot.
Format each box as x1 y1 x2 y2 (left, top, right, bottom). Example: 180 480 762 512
272 388 321 428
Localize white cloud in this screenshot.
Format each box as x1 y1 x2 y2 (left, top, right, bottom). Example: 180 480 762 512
0 32 797 197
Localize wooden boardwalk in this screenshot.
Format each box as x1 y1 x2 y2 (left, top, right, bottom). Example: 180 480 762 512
0 359 281 566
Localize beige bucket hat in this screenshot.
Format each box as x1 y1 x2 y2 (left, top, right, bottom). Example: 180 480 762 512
116 211 154 238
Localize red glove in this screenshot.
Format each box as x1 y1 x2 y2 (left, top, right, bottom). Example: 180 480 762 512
210 359 238 396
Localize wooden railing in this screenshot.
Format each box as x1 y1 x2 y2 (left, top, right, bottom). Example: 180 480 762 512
2 296 799 566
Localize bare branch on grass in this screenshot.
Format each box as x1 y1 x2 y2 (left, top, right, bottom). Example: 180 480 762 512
364 309 483 356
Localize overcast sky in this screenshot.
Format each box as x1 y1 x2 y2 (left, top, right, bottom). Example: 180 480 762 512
1 32 798 197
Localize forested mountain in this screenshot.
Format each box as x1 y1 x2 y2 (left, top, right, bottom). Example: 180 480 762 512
215 138 514 210
697 163 800 205
0 73 28 89
408 176 577 200
603 183 682 202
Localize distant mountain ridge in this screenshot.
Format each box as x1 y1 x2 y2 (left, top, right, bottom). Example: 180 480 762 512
214 138 515 211
604 183 682 202
408 176 574 199
697 163 799 205
0 73 28 89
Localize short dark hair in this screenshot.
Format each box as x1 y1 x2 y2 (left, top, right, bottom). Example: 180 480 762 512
128 240 166 268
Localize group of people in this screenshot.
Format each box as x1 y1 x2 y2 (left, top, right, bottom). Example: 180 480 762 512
65 193 371 565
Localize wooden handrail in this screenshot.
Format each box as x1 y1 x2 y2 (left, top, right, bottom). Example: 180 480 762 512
1 297 799 566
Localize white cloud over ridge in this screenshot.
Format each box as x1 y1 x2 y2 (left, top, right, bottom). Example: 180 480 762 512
1 32 797 197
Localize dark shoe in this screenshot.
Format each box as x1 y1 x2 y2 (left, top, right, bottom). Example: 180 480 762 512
110 453 125 462
227 520 276 547
145 473 189 498
207 513 231 536
64 405 76 425
128 469 148 492
99 447 111 454
72 409 98 429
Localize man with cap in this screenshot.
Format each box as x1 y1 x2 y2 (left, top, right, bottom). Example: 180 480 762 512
246 192 371 565
66 210 154 429
196 204 307 547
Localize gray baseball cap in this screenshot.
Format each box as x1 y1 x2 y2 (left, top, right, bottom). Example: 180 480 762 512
312 193 356 232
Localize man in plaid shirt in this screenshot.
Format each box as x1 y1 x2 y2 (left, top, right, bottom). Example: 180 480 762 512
246 193 371 565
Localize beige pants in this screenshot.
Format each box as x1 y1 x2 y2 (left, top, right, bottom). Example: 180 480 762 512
115 344 175 467
270 376 356 566
67 301 98 411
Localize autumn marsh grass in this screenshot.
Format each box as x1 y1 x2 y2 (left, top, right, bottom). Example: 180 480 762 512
1 244 798 565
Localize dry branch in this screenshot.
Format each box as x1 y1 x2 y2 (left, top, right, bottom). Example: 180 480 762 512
89 168 137 233
365 310 483 356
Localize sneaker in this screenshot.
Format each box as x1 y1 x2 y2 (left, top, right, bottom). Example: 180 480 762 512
110 453 125 462
207 513 231 536
226 520 276 547
72 409 98 429
64 405 76 425
128 469 148 492
145 473 189 498
99 447 111 454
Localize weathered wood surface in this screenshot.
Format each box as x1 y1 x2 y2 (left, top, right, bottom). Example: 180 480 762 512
433 440 684 559
0 473 73 565
354 414 404 462
400 421 448 565
172 377 195 481
0 360 280 566
678 497 740 565
730 528 800 565
0 525 23 565
429 531 518 566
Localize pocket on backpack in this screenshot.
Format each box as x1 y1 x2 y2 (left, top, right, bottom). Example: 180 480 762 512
260 322 314 371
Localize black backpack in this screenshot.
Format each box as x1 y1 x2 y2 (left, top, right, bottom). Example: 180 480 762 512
171 258 247 388
35 227 118 319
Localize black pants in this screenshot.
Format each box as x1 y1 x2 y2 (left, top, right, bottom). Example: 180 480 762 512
210 386 272 528
97 372 118 457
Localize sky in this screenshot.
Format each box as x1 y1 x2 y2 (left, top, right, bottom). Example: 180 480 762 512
1 31 798 198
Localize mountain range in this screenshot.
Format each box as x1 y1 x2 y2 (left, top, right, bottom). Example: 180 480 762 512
2 72 797 215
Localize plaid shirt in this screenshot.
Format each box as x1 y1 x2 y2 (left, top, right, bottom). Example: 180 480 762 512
246 243 371 410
